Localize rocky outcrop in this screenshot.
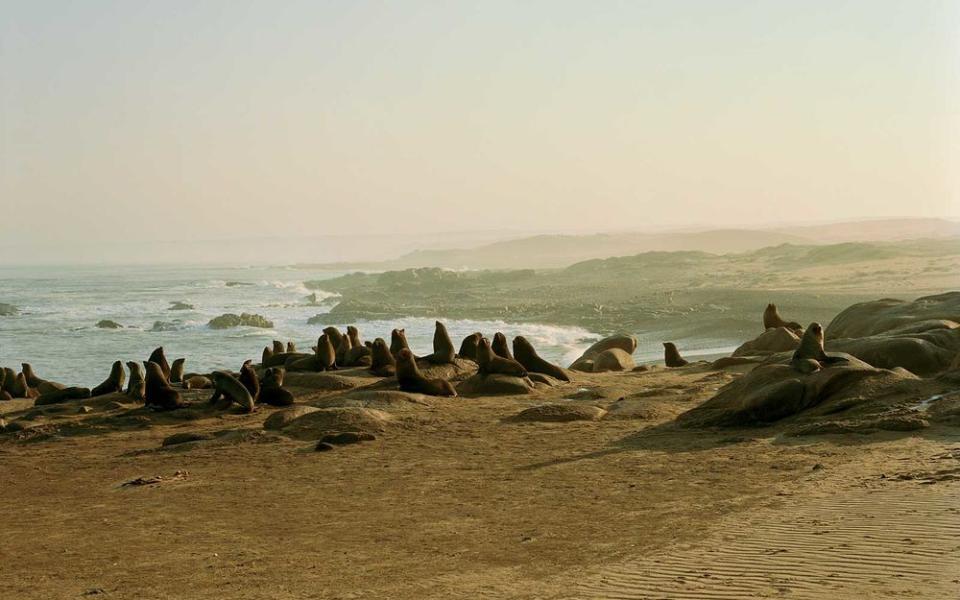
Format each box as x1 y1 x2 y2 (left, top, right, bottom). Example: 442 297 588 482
825 292 960 339
207 313 274 329
509 404 606 422
732 327 801 357
96 320 123 329
458 374 535 396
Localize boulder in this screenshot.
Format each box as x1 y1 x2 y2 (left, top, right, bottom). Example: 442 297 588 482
569 334 637 372
826 334 957 376
208 312 274 329
510 404 606 422
263 406 321 430
732 327 800 357
825 292 960 339
457 374 535 396
280 407 391 440
591 348 635 373
168 302 194 311
96 320 123 329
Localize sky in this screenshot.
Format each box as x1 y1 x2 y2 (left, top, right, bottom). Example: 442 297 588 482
1 0 958 261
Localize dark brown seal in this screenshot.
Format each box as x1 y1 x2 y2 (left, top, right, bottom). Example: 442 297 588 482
239 360 260 400
21 363 65 394
336 333 353 366
126 361 146 401
395 349 457 397
424 321 456 364
286 341 296 353
258 367 295 407
272 340 285 354
369 337 396 377
477 338 527 377
169 358 186 383
791 322 847 372
663 342 689 367
317 333 337 370
148 347 171 380
91 360 126 396
458 332 482 361
512 336 570 381
323 327 345 354
390 328 412 358
764 303 803 333
144 361 182 410
492 333 513 360
209 371 255 413
262 346 273 365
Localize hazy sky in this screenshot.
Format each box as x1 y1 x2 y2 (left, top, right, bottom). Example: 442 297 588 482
2 1 958 250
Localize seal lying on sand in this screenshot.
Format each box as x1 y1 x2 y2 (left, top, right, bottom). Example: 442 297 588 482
91 360 126 396
396 349 456 397
513 336 570 381
209 371 255 413
34 386 91 405
492 333 513 360
148 347 171 380
764 303 803 333
239 360 260 400
369 338 396 377
423 321 456 364
477 338 527 377
259 367 295 407
183 375 212 390
663 342 689 367
791 322 848 373
144 361 182 410
126 361 146 401
169 358 185 384
458 332 482 361
21 363 66 394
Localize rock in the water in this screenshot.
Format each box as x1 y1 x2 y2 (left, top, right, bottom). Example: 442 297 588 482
732 327 801 357
569 334 637 372
262 406 321 430
150 321 181 332
457 374 535 396
592 348 635 373
0 303 18 316
96 320 123 329
510 404 606 422
280 407 391 440
162 432 215 446
168 301 194 311
208 312 274 329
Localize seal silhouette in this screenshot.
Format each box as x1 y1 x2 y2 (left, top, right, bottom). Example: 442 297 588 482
259 367 295 407
126 361 146 401
791 322 847 373
477 338 527 377
148 347 171 380
239 360 260 400
209 371 255 413
369 337 396 377
663 342 689 367
143 361 182 410
458 332 482 361
491 333 513 360
764 303 803 333
512 336 570 381
424 321 456 364
395 349 456 397
91 360 126 396
390 328 413 358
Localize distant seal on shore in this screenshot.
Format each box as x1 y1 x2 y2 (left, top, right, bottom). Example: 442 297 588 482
323 327 345 353
764 304 803 333
169 358 185 384
258 367 295 407
477 338 527 378
262 346 273 365
21 363 65 394
91 360 126 396
286 341 296 353
791 322 847 373
239 360 260 400
663 342 689 368
458 332 482 361
317 333 337 370
34 386 91 405
369 338 396 377
513 336 570 381
143 361 182 410
424 321 456 364
126 361 146 401
390 329 412 358
209 371 255 413
395 349 456 397
148 347 172 380
492 333 513 360
272 340 285 354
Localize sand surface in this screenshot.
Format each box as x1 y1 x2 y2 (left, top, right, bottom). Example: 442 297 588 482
1 366 958 599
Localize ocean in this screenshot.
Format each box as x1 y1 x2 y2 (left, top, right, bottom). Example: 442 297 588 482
0 264 607 387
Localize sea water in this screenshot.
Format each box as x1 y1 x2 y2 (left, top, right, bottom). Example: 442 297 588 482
0 264 604 387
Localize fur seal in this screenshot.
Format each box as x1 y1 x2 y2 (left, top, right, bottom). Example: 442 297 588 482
422 321 456 364
458 332 482 361
477 338 527 377
126 361 146 401
764 304 803 333
169 358 185 384
209 371 255 413
512 336 570 381
663 342 689 368
491 333 513 360
143 361 182 410
286 341 296 353
345 326 372 366
791 322 847 372
21 363 65 394
272 340 285 354
390 328 412 358
369 338 396 377
323 327 344 353
91 360 126 396
262 346 273 365
1 367 15 395
239 360 260 400
8 372 38 399
148 347 171 380
336 333 353 366
183 375 213 390
317 333 337 371
258 367 295 407
34 386 91 405
395 349 456 397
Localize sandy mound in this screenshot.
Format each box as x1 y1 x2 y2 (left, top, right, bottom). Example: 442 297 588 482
415 357 477 382
279 407 392 440
509 403 606 422
263 406 321 430
309 390 436 410
569 334 637 372
282 372 367 391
